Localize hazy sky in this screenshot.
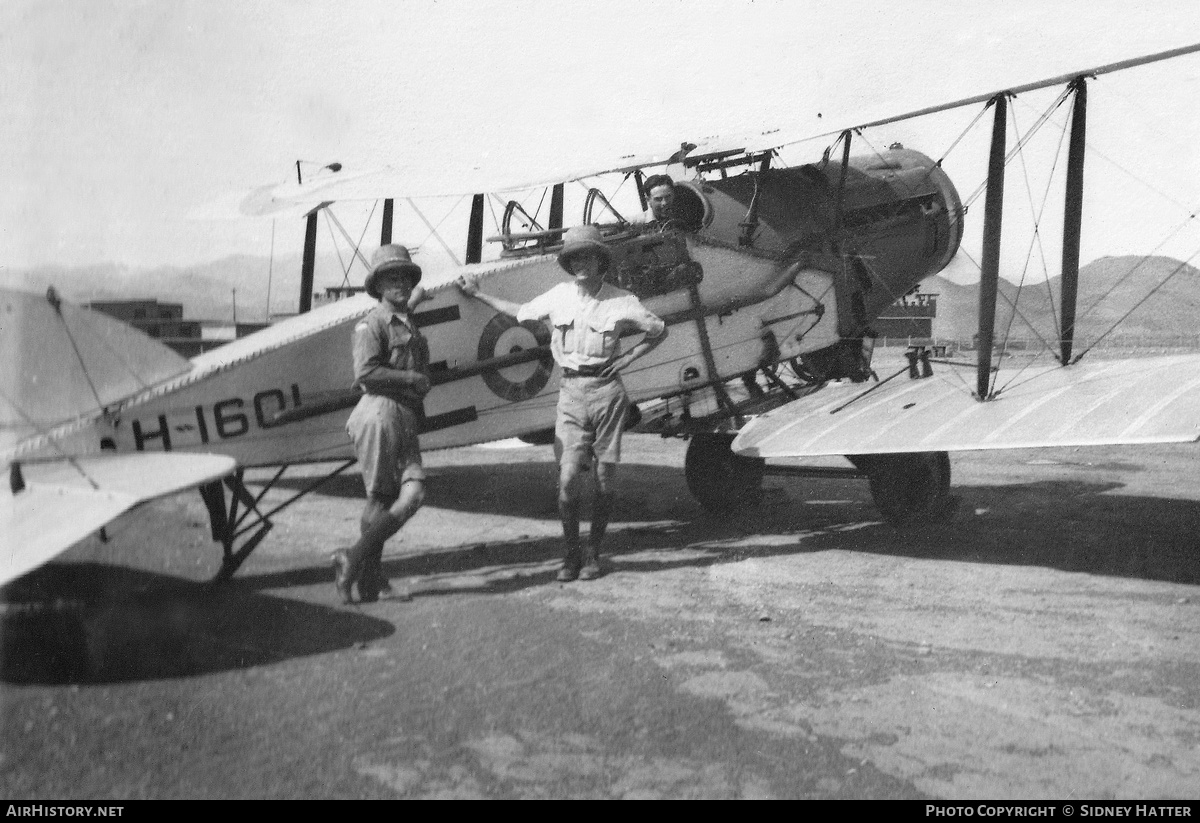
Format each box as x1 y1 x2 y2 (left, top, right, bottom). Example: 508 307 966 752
3 0 1200 282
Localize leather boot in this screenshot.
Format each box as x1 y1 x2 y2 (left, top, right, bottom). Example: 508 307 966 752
579 543 603 580
363 561 411 602
357 557 382 603
556 544 582 582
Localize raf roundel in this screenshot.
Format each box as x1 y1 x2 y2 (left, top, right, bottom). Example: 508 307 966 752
476 313 554 402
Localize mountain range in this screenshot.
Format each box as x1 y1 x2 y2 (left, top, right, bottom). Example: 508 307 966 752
922 255 1200 344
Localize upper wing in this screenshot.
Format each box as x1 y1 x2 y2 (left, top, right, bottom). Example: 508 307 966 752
733 353 1200 459
190 129 812 220
1 452 236 587
194 42 1200 221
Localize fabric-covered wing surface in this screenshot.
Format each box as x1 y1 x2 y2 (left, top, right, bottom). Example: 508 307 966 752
1 452 235 586
0 287 193 449
733 353 1200 458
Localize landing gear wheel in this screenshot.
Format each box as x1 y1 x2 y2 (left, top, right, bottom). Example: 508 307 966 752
685 433 766 514
852 451 955 527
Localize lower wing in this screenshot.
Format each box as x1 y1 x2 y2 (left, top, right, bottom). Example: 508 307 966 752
734 352 1200 458
2 452 236 587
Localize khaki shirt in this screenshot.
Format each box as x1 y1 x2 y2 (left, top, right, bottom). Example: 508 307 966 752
516 282 665 371
352 304 429 407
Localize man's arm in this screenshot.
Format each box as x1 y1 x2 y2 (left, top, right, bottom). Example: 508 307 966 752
455 274 523 317
356 286 432 398
353 322 431 399
600 326 668 379
407 284 429 311
356 363 431 398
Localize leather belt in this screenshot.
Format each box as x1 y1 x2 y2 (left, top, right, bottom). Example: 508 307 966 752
561 364 609 378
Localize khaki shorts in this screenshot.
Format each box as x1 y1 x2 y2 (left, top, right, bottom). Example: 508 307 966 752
347 394 425 504
555 375 629 466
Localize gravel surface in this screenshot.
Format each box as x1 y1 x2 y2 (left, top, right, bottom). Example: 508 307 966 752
3 435 1199 798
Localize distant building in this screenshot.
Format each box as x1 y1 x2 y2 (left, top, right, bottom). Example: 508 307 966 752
874 291 938 343
86 298 185 325
85 298 261 358
312 285 366 308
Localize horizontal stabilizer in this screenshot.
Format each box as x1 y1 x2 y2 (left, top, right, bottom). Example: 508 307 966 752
734 353 1200 458
1 452 236 587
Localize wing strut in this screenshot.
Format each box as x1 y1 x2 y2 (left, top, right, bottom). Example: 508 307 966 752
465 194 485 264
738 152 773 247
299 210 318 313
833 130 853 231
200 460 357 584
686 282 741 425
549 183 565 232
977 94 1008 400
381 198 395 244
1059 76 1087 366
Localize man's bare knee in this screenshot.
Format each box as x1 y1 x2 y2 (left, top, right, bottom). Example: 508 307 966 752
559 460 585 501
387 479 425 520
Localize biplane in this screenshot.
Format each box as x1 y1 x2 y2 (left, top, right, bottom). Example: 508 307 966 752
5 41 1200 588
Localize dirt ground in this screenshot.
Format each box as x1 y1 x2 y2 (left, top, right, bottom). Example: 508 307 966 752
2 433 1200 799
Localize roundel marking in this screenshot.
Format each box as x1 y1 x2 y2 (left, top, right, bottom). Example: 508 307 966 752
476 313 554 402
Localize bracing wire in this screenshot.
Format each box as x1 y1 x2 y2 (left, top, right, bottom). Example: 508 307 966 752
51 296 106 418
1074 199 1200 328
322 210 351 287
0 383 101 490
962 86 1073 210
992 96 1071 396
1073 245 1200 362
954 245 1062 358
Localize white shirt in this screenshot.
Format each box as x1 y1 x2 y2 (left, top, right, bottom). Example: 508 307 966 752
517 282 666 370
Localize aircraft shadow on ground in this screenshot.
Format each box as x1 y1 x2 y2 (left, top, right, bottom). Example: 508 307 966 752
0 563 393 686
890 478 1200 586
245 471 1200 598
10 472 1187 685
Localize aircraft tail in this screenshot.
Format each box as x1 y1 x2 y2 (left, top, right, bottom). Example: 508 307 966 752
1 286 193 455
1 287 236 586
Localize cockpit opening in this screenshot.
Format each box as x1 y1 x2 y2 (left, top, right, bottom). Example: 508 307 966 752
667 183 708 233
604 231 702 299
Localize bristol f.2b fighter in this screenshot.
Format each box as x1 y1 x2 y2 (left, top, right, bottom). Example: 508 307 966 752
6 42 1200 587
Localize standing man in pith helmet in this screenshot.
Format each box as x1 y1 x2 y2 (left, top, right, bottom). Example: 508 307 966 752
333 244 430 603
456 225 668 581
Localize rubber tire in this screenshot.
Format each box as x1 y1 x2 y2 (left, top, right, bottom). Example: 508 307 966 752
856 451 953 527
684 433 766 515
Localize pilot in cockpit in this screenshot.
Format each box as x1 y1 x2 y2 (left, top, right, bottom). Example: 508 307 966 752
633 174 677 232
617 172 704 296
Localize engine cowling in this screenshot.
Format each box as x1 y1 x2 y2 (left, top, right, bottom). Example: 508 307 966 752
673 146 963 336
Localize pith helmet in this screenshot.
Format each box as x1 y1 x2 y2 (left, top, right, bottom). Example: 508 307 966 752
557 225 613 274
365 244 422 298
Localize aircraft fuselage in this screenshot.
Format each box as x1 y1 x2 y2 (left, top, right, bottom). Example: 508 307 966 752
37 147 962 469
